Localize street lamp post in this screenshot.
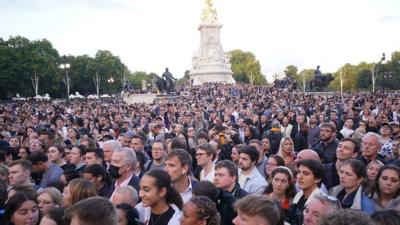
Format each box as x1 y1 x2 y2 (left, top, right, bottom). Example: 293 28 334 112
59 57 71 102
371 53 385 93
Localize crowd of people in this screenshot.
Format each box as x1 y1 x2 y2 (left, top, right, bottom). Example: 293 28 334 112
0 82 400 225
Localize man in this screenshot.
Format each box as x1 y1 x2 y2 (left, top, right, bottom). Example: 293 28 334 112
238 145 268 194
291 114 306 139
379 123 394 159
294 122 309 152
130 134 149 160
84 147 104 166
145 140 166 171
295 149 320 163
102 140 121 168
66 196 118 225
111 186 139 208
196 143 216 182
308 115 320 147
117 134 126 147
27 152 63 190
8 160 33 187
323 137 360 189
292 159 324 225
313 123 339 163
164 149 197 203
109 147 140 197
249 139 268 178
303 194 341 225
357 132 386 165
214 160 248 198
83 164 113 198
122 131 135 147
233 195 280 225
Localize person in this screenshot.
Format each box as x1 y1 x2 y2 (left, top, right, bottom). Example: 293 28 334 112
109 147 140 197
230 144 243 166
37 187 62 215
307 115 320 147
164 149 197 203
277 137 297 172
62 178 97 207
112 186 139 208
371 210 400 225
17 146 30 160
313 123 339 163
329 159 375 214
238 145 268 194
263 120 283 155
233 195 280 225
294 122 309 152
65 196 118 225
249 139 268 178
84 147 104 166
47 145 68 170
145 140 166 171
291 159 324 225
303 193 341 225
319 209 376 225
263 166 296 223
83 164 113 198
136 169 183 225
357 132 386 165
69 145 86 172
180 196 220 225
370 165 400 211
340 118 355 138
214 160 248 198
196 143 216 182
103 140 121 168
264 155 285 182
3 192 40 225
27 152 63 190
39 207 66 225
379 123 394 159
364 160 384 194
115 204 141 225
8 160 33 187
323 137 360 190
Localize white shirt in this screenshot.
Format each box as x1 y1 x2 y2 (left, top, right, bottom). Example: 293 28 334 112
180 178 193 203
110 174 133 200
199 164 215 182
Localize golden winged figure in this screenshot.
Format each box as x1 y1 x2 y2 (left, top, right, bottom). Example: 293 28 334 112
202 0 217 21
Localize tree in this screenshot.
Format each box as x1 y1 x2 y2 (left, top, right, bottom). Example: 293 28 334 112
284 65 298 79
229 49 266 85
329 62 372 91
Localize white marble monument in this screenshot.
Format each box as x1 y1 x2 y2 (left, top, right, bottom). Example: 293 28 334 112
189 0 235 85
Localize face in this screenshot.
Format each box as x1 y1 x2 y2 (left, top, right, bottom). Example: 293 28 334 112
196 149 212 167
139 175 166 208
297 165 319 191
11 200 39 225
39 216 57 225
282 140 293 154
262 138 271 151
336 140 357 161
233 212 269 225
265 158 278 178
84 152 101 166
164 156 187 182
180 201 204 225
367 163 381 181
131 138 144 151
38 192 58 215
18 148 29 159
47 146 62 163
378 169 400 196
68 128 77 138
62 185 71 207
83 173 101 190
231 147 240 163
103 144 114 162
111 152 130 176
272 172 290 195
117 208 128 225
9 164 29 186
339 164 361 189
152 142 165 161
303 199 333 225
214 167 236 190
362 136 380 157
238 153 254 172
9 138 20 147
69 147 82 165
320 127 334 142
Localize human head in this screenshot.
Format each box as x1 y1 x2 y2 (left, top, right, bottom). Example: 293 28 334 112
338 159 366 190
84 147 104 166
103 140 121 163
47 145 64 164
65 196 118 225
366 160 384 181
40 207 66 225
238 145 259 172
196 143 216 167
17 146 30 160
112 186 139 208
296 160 324 190
319 209 376 225
4 192 39 225
110 147 137 180
180 196 221 225
165 149 192 182
336 138 360 161
231 144 243 165
37 187 62 215
374 165 400 198
214 160 238 191
265 155 285 180
62 178 97 207
319 123 336 142
192 181 219 202
69 145 86 166
115 204 139 225
27 151 49 174
151 140 166 161
8 160 32 186
249 139 265 161
303 193 341 225
139 169 183 210
362 132 382 159
233 195 280 225
278 137 294 157
264 166 296 199
295 149 320 163
130 134 145 152
83 164 111 191
371 210 400 225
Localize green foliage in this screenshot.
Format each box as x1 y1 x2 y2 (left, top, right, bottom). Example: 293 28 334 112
284 65 298 79
329 62 373 91
229 49 266 85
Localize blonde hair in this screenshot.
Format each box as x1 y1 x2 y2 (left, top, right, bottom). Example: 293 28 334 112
277 137 295 157
38 187 63 206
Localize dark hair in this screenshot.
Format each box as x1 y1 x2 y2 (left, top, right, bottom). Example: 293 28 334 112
3 192 39 224
371 210 400 225
319 209 376 225
0 179 8 206
166 149 192 167
197 132 209 141
268 155 285 167
373 165 400 198
85 147 104 160
190 196 221 225
264 167 296 199
197 143 217 161
340 159 366 179
131 134 145 145
135 151 146 171
215 160 238 178
83 164 112 186
72 144 87 156
296 159 324 182
49 145 65 155
8 159 32 173
339 137 361 154
169 138 188 151
45 207 67 225
234 195 280 225
62 169 82 185
144 169 183 210
320 123 337 133
116 204 140 225
192 181 219 202
27 151 48 164
239 145 260 164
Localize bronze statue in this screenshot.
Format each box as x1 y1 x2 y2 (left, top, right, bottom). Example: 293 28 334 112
155 68 176 94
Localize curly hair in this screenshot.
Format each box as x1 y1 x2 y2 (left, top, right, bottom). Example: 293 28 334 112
190 196 220 225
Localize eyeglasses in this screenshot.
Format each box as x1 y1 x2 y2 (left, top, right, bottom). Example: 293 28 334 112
196 152 208 157
317 193 341 208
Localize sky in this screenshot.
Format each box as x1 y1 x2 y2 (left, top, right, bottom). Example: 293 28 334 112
1 0 399 80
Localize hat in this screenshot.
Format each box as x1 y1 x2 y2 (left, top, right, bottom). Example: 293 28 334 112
381 123 393 132
390 121 400 127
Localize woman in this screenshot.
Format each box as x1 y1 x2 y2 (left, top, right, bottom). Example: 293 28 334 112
37 187 63 215
116 204 141 225
47 145 68 170
136 169 183 225
264 155 285 182
69 145 86 172
83 164 113 198
329 159 375 214
62 178 97 207
231 144 243 166
277 137 297 172
264 166 296 223
180 196 220 225
370 165 400 211
39 208 65 225
244 126 259 145
66 128 80 145
3 192 40 225
17 146 30 160
364 160 384 195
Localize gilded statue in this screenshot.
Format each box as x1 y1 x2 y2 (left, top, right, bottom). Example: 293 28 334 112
201 0 217 21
